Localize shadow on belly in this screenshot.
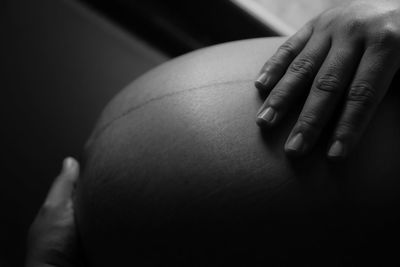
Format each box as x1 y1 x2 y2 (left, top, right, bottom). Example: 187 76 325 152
75 37 400 266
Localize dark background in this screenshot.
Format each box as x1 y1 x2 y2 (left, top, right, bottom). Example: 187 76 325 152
1 0 278 266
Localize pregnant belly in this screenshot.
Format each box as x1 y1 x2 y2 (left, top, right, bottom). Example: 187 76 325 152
75 37 400 266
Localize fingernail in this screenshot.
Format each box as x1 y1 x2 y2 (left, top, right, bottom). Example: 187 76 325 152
257 107 277 125
328 140 346 158
285 133 305 153
255 72 269 88
63 157 77 173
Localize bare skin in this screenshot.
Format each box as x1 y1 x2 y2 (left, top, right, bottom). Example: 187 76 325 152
25 1 400 265
255 0 400 160
26 158 81 267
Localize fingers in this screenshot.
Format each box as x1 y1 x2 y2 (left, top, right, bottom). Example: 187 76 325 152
256 34 331 127
44 157 79 207
255 20 314 92
327 47 399 159
284 42 363 156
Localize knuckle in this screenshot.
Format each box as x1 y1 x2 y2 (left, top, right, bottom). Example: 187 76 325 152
314 7 338 29
348 17 367 31
342 16 368 37
371 24 400 48
305 17 317 28
336 119 353 132
333 130 351 142
266 41 300 71
288 57 315 80
296 112 322 132
347 81 377 109
266 55 286 71
334 120 359 140
314 73 342 94
267 90 287 107
277 41 297 60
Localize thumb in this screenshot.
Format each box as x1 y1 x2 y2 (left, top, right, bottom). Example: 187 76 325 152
44 157 79 207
